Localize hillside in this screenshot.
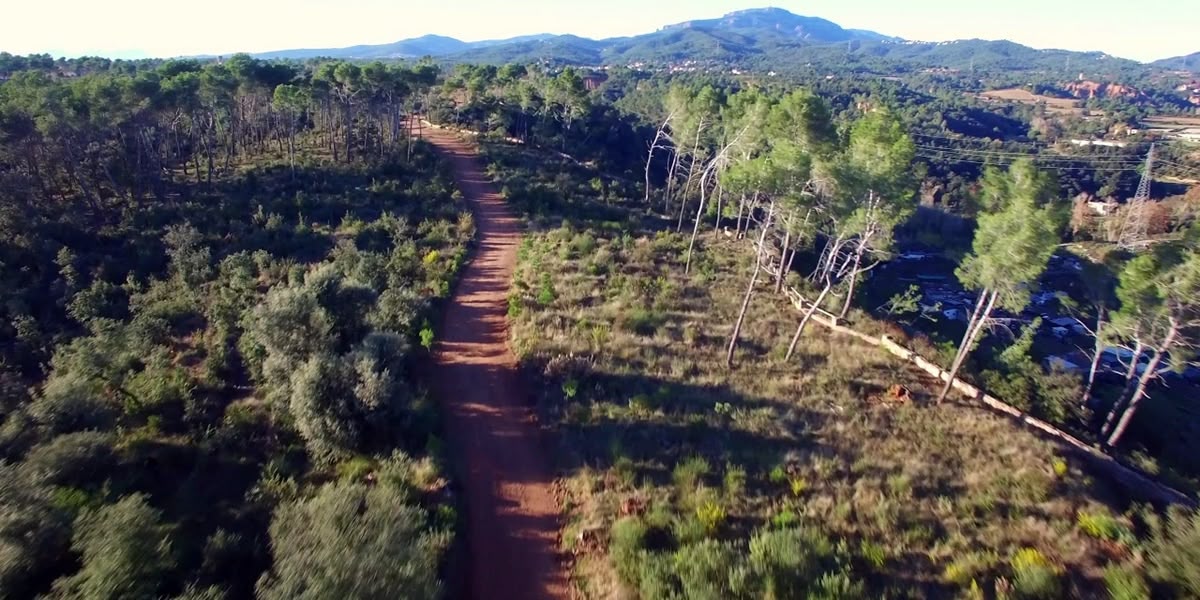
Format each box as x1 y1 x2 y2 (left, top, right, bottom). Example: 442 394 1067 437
1154 51 1200 71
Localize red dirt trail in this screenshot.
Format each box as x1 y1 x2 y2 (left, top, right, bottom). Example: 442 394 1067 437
424 126 569 600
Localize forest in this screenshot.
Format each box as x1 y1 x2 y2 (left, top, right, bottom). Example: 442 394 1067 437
2 51 1200 599
0 56 466 598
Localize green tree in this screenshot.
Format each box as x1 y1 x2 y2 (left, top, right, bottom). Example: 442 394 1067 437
937 160 1064 404
830 109 917 319
1103 248 1200 446
272 84 308 173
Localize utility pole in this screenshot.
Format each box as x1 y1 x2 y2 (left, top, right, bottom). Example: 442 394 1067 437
1118 143 1155 247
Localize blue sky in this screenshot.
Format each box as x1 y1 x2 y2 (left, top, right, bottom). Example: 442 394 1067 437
6 0 1194 62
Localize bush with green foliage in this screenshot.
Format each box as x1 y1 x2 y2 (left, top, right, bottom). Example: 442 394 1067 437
1103 563 1150 600
256 476 449 600
1008 547 1060 599
0 464 71 596
19 431 115 487
1146 507 1200 597
52 494 176 600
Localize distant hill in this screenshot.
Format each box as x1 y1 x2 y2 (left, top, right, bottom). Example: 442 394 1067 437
246 33 559 61
659 7 894 43
1153 52 1200 71
250 35 471 60
218 6 1160 75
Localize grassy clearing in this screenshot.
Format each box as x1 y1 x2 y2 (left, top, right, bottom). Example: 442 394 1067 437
487 142 1178 598
977 89 1083 115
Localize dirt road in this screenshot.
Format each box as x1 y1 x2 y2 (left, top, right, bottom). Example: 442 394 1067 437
424 126 568 600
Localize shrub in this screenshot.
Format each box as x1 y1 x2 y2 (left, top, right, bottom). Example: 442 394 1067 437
609 516 649 585
336 456 377 482
571 233 598 256
245 285 336 366
288 352 362 456
536 274 556 306
1009 547 1060 599
695 501 727 535
621 308 663 336
811 571 866 600
29 372 117 435
770 509 799 530
19 431 116 488
371 287 427 334
0 465 71 595
723 465 747 499
768 464 789 485
562 378 579 400
419 323 435 351
257 481 448 600
1146 507 1200 597
673 456 710 495
628 394 655 413
53 494 176 599
859 539 887 570
672 513 708 546
1103 563 1149 600
790 476 809 497
507 293 523 318
589 323 609 348
124 364 194 422
422 250 440 268
1051 457 1069 478
942 551 1000 587
673 540 743 600
1077 510 1130 542
636 552 679 600
749 527 834 596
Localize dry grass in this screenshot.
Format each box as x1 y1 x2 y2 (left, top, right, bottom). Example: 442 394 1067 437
977 88 1083 115
492 144 1137 598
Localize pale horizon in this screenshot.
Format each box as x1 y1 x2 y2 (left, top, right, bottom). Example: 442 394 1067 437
5 0 1195 63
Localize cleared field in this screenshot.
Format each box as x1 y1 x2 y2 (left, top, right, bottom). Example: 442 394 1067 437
977 88 1082 114
1143 115 1200 127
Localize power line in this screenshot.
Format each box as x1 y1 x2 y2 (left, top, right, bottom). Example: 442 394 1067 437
908 132 1200 178
912 143 1144 164
913 147 1146 170
913 153 1147 173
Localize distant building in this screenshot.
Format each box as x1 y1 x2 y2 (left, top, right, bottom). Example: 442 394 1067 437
1067 139 1129 148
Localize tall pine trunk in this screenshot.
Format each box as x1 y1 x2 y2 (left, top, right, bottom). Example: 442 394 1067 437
1080 307 1106 409
1106 325 1177 447
936 290 997 404
838 245 866 320
726 200 775 368
1100 340 1145 438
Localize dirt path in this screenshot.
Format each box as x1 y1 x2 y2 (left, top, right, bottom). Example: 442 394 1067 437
424 126 568 600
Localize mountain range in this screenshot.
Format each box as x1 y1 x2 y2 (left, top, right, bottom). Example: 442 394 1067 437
231 7 1196 74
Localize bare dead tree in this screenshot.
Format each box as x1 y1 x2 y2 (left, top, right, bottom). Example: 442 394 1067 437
643 109 678 205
